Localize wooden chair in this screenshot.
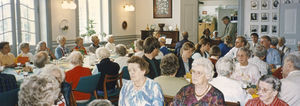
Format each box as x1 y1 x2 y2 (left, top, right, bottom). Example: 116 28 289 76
225 101 240 106
98 72 123 103
164 95 174 106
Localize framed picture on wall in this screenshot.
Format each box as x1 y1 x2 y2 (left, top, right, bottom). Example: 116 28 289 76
283 0 293 4
272 0 280 9
250 25 259 33
272 25 278 34
272 12 278 22
250 13 258 21
261 13 269 22
261 25 269 34
153 0 172 18
251 0 259 10
261 0 269 10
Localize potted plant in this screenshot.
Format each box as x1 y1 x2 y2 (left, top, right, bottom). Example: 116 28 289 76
81 19 96 43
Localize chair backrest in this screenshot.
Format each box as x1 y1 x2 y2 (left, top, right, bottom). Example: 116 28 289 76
164 95 174 106
0 88 19 106
103 72 123 99
225 101 240 106
75 73 101 93
122 66 130 80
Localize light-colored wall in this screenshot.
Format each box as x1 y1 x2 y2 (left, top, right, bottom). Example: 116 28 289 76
111 0 136 36
50 0 77 41
135 0 181 35
199 0 238 18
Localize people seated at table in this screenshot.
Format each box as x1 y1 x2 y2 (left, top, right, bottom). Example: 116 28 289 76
55 36 69 59
192 38 211 59
0 42 16 68
224 36 248 59
218 35 233 57
175 31 190 56
210 57 251 106
173 58 225 105
158 37 170 55
209 45 221 78
88 35 101 54
142 37 161 79
114 44 130 73
17 42 33 64
277 36 290 58
280 52 300 105
260 35 281 68
133 39 144 57
246 75 288 106
119 56 163 105
154 54 189 97
73 37 87 55
231 47 261 86
65 51 92 100
248 45 270 75
33 51 49 75
0 73 17 93
36 41 56 60
18 74 60 105
249 33 260 52
92 47 119 92
176 42 195 77
105 35 116 53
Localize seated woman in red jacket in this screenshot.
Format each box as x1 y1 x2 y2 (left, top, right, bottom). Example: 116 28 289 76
65 51 91 101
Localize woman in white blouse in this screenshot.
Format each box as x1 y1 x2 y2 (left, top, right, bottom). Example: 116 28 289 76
114 44 130 73
248 45 270 76
231 47 261 86
192 38 210 59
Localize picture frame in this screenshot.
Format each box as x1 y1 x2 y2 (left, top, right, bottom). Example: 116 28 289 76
250 25 259 33
250 13 258 21
272 0 280 9
261 13 269 22
272 25 278 34
261 0 269 10
153 0 172 18
283 0 293 4
261 25 269 34
272 12 278 22
251 0 259 10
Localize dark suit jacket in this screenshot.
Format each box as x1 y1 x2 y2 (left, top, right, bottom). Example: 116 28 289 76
96 58 120 91
176 56 193 77
174 39 190 56
143 55 161 79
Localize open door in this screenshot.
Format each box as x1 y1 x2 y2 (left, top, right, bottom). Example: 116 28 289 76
279 3 300 51
180 0 198 43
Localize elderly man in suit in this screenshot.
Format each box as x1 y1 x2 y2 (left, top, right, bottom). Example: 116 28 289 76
280 52 300 105
221 16 237 44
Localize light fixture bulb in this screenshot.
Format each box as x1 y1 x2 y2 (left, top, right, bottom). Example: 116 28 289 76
61 0 69 9
69 1 77 9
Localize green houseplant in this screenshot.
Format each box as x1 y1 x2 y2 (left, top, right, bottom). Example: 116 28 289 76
81 19 96 37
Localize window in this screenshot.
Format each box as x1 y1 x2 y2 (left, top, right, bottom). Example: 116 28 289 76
0 0 39 47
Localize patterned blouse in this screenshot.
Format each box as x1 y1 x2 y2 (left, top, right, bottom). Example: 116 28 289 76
173 84 225 106
73 46 87 55
246 97 289 106
118 78 164 106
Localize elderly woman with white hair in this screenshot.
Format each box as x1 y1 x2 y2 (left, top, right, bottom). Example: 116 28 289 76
88 35 101 54
55 36 69 59
36 41 56 59
18 74 60 105
33 51 49 74
173 58 225 105
105 35 116 53
246 75 288 105
65 51 92 101
17 42 34 63
92 47 119 92
248 45 270 76
209 57 251 106
73 37 87 55
231 47 261 86
114 44 130 73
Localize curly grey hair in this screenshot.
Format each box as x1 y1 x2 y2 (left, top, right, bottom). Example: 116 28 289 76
284 52 300 70
67 51 83 66
88 99 112 106
115 44 127 56
254 45 267 58
259 75 281 92
56 36 66 44
18 74 60 105
134 39 144 51
237 47 252 58
160 54 179 75
35 41 47 53
40 64 65 83
278 36 286 44
215 57 235 76
34 51 49 68
95 47 110 60
192 58 214 81
270 36 279 46
19 42 29 51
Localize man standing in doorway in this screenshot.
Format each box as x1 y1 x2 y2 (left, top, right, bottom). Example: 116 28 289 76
221 16 237 45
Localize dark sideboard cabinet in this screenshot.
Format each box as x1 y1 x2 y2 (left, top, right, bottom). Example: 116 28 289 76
141 30 179 48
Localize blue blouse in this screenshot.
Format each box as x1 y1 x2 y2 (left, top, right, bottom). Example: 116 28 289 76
118 78 164 106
